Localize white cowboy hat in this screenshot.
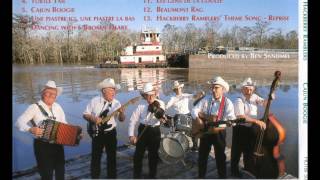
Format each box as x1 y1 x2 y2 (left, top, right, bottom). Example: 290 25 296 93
41 80 63 96
97 78 121 90
172 80 184 90
241 77 256 87
140 82 156 95
207 76 230 92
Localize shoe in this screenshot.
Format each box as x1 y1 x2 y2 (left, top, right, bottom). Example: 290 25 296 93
231 171 243 178
191 146 198 152
219 175 227 179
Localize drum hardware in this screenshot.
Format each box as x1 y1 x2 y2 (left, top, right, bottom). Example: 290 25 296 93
158 132 191 165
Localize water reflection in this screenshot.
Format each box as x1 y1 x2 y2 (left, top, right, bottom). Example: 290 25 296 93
12 65 298 177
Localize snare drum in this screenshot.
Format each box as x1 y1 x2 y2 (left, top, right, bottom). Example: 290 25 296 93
174 114 192 134
158 132 191 164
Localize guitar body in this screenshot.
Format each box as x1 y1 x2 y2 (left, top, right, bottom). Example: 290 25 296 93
87 122 95 138
250 116 279 178
87 96 141 138
192 116 212 138
87 121 112 138
250 113 286 178
251 144 279 178
192 118 203 137
192 116 244 138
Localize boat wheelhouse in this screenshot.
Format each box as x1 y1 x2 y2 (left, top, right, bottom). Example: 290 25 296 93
120 28 166 65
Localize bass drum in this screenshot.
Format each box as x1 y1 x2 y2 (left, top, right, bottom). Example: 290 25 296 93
158 132 191 164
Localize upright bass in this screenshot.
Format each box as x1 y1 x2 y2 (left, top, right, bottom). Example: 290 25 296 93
249 71 286 178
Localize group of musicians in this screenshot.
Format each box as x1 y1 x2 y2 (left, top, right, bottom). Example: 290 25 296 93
15 75 277 179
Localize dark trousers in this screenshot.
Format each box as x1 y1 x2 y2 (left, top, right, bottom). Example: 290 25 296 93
231 125 255 174
33 139 65 180
134 124 161 179
198 130 226 179
91 128 117 178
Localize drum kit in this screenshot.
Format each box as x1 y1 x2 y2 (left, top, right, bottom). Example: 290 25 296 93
159 114 194 166
158 113 246 166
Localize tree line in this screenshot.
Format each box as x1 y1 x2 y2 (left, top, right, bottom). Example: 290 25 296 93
162 21 298 53
12 14 298 64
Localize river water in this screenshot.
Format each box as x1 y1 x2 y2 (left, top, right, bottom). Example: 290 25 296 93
12 64 298 177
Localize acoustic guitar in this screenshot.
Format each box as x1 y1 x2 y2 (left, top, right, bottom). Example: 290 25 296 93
192 114 245 138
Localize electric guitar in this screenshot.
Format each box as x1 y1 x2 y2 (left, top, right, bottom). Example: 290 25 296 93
87 96 141 138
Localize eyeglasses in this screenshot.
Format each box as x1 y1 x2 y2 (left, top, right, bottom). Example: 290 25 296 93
211 85 222 90
102 88 116 93
44 92 57 97
243 87 254 91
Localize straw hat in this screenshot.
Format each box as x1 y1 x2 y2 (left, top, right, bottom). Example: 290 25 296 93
41 80 63 96
97 78 121 90
141 83 156 95
241 77 256 87
172 80 184 90
207 76 230 92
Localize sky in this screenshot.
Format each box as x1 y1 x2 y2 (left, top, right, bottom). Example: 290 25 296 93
12 0 298 33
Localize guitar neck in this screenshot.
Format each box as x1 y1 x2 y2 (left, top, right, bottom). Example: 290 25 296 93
101 97 140 123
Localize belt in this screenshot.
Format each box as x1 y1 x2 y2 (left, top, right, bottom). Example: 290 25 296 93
140 123 160 128
183 113 191 116
103 127 116 134
34 139 63 147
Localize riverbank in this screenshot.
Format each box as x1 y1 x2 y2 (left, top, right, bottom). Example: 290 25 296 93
187 54 298 85
189 54 297 69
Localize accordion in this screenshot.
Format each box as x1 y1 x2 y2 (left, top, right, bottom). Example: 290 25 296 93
38 119 82 146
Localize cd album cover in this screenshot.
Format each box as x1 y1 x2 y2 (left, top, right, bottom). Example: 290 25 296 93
12 0 307 179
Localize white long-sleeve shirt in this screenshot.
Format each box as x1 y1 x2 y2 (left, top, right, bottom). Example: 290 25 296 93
234 94 265 127
166 93 193 115
83 96 121 131
15 100 67 132
128 99 165 137
191 95 236 121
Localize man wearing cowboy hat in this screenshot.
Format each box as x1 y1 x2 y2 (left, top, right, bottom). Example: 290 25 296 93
128 82 166 178
192 76 236 178
83 78 125 178
166 80 204 149
230 77 273 177
166 80 205 115
15 80 67 180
